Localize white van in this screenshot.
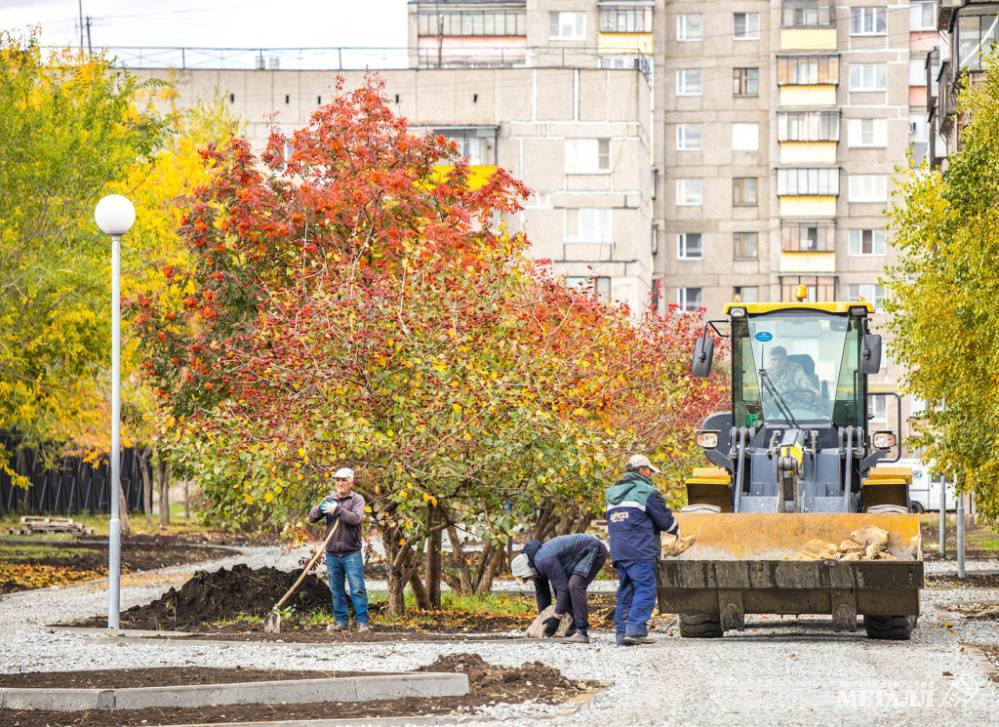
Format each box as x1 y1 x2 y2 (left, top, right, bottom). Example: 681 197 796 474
899 458 956 512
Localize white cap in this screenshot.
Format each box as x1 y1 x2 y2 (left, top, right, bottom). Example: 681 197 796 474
627 454 660 474
510 553 538 580
334 467 354 480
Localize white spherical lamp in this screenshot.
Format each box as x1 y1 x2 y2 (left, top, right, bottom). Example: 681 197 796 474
94 194 136 236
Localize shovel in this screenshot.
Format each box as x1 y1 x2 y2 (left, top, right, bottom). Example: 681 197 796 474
263 519 340 634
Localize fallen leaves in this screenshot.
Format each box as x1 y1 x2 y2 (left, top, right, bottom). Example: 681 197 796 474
0 563 104 593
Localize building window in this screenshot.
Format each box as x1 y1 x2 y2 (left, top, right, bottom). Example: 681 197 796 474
565 138 610 173
600 6 653 33
777 55 839 85
781 0 834 28
550 11 585 40
735 286 759 303
849 229 886 256
428 128 497 165
848 175 888 202
676 68 703 96
958 13 999 70
567 208 613 243
849 63 887 91
599 55 640 70
780 275 836 301
910 1 937 31
677 287 703 312
782 221 835 252
676 124 703 151
733 68 759 97
734 12 760 39
850 7 886 35
848 283 887 306
676 179 703 206
733 177 758 206
868 394 888 422
734 231 759 259
731 123 759 151
846 118 887 147
909 58 928 86
777 110 840 141
910 113 929 143
677 232 703 260
419 10 526 36
566 276 611 302
677 14 702 41
776 168 839 196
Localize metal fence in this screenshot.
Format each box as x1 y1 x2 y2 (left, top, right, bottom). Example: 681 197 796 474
0 434 145 516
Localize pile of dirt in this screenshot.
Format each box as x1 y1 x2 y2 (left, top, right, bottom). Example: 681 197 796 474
792 525 898 561
940 602 999 620
0 667 373 689
419 652 581 700
77 564 331 630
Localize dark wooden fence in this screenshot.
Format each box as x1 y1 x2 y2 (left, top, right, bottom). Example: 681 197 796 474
0 434 145 516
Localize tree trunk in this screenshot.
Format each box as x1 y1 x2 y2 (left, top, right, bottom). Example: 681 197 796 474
387 569 407 616
409 568 433 610
445 522 475 594
157 455 170 526
384 527 415 617
425 505 442 609
475 547 504 595
183 479 190 519
118 481 131 537
138 448 153 526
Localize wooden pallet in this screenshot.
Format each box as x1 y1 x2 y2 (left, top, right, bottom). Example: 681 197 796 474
6 516 95 536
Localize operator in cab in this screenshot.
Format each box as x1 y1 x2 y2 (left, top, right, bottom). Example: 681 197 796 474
768 346 818 396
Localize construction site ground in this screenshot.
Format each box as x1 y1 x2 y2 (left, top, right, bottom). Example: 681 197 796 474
1 543 996 726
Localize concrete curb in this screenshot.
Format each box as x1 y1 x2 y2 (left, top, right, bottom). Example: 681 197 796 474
159 685 605 726
0 673 468 711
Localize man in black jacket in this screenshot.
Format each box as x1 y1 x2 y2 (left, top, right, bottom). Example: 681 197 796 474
512 533 608 644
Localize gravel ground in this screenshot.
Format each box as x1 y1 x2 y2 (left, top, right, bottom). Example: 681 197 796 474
1 548 996 727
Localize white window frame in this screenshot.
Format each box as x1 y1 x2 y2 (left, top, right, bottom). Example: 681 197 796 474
677 232 704 260
847 118 887 148
848 175 888 203
676 178 703 206
909 58 928 86
910 113 929 143
848 228 887 256
566 208 613 244
564 138 611 174
677 287 703 312
676 68 703 96
734 286 759 303
676 124 703 151
734 12 760 40
566 275 611 302
910 1 937 31
676 14 702 41
849 283 886 306
776 168 840 196
731 122 760 151
850 6 887 36
549 11 585 40
849 63 887 91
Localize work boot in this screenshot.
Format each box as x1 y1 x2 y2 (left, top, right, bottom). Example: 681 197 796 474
562 631 589 644
356 623 371 633
623 634 656 645
325 622 348 632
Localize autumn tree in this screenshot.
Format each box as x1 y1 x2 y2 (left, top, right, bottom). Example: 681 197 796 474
0 31 165 487
139 78 725 613
885 52 999 521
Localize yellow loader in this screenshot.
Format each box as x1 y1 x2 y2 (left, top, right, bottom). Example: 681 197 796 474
662 296 922 639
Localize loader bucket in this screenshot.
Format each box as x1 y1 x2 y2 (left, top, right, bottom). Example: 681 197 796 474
658 513 923 635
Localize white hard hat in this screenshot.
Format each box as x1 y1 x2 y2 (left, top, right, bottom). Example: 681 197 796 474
334 467 354 479
628 454 661 473
510 553 538 580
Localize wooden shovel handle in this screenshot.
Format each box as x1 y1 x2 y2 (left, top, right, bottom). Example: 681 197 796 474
271 519 341 612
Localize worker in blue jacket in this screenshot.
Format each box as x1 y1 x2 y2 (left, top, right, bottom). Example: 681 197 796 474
605 454 678 645
511 533 608 644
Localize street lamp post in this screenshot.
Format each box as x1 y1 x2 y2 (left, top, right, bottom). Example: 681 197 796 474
94 194 135 630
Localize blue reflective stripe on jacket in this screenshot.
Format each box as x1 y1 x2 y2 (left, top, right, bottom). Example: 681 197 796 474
605 472 678 562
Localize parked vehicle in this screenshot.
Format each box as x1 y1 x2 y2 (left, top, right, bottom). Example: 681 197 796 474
900 458 956 512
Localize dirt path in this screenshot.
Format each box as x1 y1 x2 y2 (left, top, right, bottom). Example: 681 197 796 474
1 552 996 726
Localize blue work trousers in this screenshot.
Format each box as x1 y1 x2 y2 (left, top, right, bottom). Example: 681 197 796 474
325 551 369 625
613 559 658 641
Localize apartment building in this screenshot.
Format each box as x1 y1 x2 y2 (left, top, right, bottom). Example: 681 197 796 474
927 0 998 166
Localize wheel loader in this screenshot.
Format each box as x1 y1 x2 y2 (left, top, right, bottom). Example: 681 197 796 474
660 294 922 639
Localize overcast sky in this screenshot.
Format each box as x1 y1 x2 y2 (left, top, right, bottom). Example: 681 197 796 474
3 0 408 51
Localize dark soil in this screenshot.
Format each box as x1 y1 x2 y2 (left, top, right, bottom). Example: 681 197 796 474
72 564 331 630
0 653 595 726
0 666 380 689
925 571 999 588
924 550 997 562
0 535 236 573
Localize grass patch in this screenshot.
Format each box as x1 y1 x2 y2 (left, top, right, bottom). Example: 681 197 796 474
0 510 209 538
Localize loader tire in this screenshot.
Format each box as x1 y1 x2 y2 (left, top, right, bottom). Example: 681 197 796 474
863 615 916 640
679 613 723 638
